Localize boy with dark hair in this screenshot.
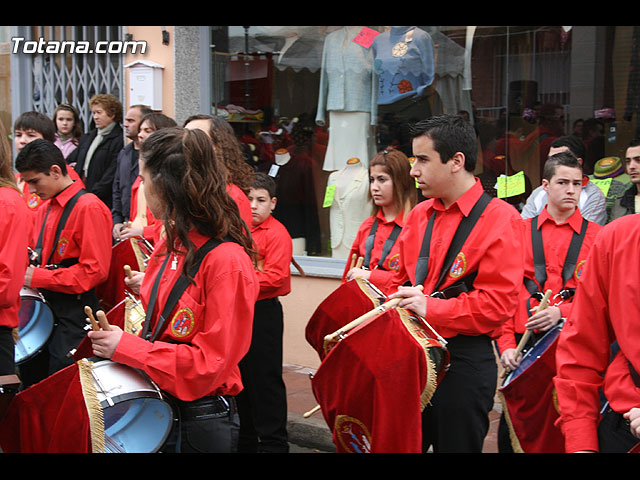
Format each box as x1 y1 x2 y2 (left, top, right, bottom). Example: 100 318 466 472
386 114 524 453
237 172 292 453
496 151 602 452
15 139 112 387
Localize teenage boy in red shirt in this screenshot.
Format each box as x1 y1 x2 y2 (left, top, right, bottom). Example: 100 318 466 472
15 139 112 387
387 114 524 453
237 172 292 453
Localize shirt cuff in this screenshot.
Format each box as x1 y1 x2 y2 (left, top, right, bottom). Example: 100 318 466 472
112 332 151 370
561 418 600 453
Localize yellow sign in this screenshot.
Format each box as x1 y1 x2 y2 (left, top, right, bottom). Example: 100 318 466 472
590 177 612 196
323 184 336 208
497 171 526 198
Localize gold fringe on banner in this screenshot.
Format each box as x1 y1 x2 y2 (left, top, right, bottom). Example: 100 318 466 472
496 390 524 453
78 359 106 453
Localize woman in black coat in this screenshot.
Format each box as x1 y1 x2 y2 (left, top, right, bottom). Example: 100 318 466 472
69 94 124 209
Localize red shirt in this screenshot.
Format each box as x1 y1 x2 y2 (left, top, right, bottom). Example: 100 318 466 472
130 176 160 243
112 230 259 401
29 180 112 294
554 214 640 452
341 209 405 287
251 215 292 301
227 183 252 229
382 179 524 339
496 207 602 352
0 187 30 328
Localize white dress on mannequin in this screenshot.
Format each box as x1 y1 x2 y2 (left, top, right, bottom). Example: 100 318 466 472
327 160 371 258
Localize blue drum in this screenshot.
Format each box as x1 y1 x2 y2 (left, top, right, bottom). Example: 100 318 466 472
15 287 55 365
502 323 564 387
89 359 174 453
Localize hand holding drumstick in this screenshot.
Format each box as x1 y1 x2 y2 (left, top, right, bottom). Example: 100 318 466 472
86 305 123 359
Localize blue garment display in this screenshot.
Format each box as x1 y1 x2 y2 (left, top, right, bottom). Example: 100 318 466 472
371 26 435 106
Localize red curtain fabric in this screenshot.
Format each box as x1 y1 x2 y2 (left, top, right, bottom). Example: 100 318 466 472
311 308 431 453
0 363 91 453
95 238 142 312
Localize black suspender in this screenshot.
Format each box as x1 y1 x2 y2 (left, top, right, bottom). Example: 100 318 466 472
140 237 229 342
524 215 589 302
414 192 492 295
362 220 402 270
33 189 87 267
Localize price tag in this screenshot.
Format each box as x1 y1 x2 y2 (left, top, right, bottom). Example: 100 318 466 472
352 27 380 49
591 177 612 196
496 171 526 198
323 184 336 208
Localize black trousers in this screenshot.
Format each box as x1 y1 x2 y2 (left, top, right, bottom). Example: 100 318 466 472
0 326 15 376
598 406 639 453
421 334 497 453
237 298 289 453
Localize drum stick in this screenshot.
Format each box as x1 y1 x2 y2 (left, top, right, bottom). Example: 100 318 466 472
349 253 357 270
355 256 364 269
85 306 100 331
303 404 321 418
124 264 133 279
95 310 112 331
324 285 424 343
513 289 553 359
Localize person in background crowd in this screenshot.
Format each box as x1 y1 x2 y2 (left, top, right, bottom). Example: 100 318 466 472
0 121 30 377
69 93 124 209
89 127 258 453
118 112 178 243
111 104 152 241
183 114 254 228
343 147 417 285
610 139 640 220
52 104 83 160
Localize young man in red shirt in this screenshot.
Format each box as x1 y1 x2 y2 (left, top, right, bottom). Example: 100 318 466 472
554 213 640 452
237 172 292 453
15 139 112 387
496 150 602 452
387 114 525 453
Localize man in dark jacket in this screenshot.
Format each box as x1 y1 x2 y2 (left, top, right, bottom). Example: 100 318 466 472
111 104 152 240
611 139 640 221
69 94 124 209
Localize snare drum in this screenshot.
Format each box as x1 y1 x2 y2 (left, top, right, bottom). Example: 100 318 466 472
88 359 174 453
14 287 55 365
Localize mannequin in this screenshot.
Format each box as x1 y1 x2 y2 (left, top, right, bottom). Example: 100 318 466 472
327 158 371 258
372 26 435 155
316 26 378 171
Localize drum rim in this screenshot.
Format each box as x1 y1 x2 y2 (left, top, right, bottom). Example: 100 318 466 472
14 298 55 364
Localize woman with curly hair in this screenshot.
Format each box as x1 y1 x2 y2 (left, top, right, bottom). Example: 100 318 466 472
184 114 254 228
89 127 258 453
69 93 124 208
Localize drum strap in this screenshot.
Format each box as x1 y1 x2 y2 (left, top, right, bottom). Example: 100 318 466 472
363 220 402 270
34 188 87 267
141 237 231 342
415 192 492 294
524 215 588 310
629 360 640 389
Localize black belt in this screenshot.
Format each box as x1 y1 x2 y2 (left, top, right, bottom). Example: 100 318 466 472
174 395 236 421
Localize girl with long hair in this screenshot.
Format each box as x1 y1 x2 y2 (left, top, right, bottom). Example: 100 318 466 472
89 127 258 453
342 148 417 285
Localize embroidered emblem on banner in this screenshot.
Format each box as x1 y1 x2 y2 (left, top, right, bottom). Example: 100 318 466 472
574 260 586 280
449 252 467 279
57 238 69 258
386 253 400 271
335 415 372 453
170 307 195 338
